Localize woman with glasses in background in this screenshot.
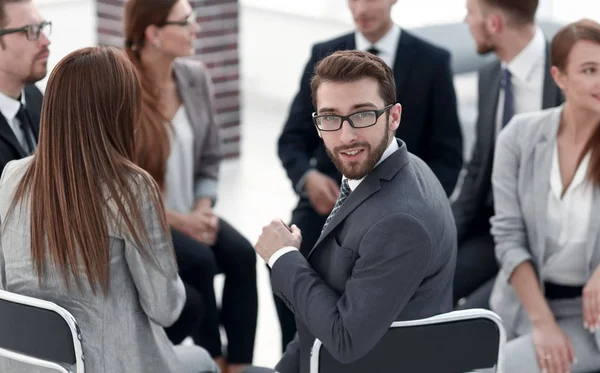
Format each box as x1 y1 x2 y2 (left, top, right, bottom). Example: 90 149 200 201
124 1 258 372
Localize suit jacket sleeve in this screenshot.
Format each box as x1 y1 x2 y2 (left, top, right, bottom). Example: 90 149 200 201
422 51 463 196
125 176 186 327
489 118 533 279
275 333 301 373
451 67 489 241
193 63 221 203
271 213 432 364
277 45 323 191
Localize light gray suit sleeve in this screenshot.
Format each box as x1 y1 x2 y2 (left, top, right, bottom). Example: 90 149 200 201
191 63 221 204
271 213 432 365
125 179 186 327
490 119 534 280
0 234 4 290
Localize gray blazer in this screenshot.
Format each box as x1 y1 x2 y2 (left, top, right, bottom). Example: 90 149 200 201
490 106 600 342
173 58 222 203
452 44 563 241
272 140 457 373
0 157 187 373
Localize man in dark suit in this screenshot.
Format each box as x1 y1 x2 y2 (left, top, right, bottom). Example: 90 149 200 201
453 0 563 309
255 50 456 373
0 0 50 175
275 0 463 348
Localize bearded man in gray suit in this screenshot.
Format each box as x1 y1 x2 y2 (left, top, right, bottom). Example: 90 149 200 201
253 50 457 373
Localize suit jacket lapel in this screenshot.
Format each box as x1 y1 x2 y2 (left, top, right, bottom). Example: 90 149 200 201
336 34 355 51
308 140 409 258
0 115 27 157
24 88 41 141
173 62 202 156
542 42 562 109
391 31 416 94
532 109 561 262
481 62 502 144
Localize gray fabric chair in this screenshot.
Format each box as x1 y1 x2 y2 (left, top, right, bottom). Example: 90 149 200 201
411 20 563 75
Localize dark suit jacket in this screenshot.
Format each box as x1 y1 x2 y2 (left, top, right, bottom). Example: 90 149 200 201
0 85 42 176
278 30 463 197
451 45 564 242
272 139 457 373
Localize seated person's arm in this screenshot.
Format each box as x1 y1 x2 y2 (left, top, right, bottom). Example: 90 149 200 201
125 177 186 327
278 45 325 194
275 332 301 373
491 119 574 371
193 67 220 209
271 213 432 364
422 51 463 196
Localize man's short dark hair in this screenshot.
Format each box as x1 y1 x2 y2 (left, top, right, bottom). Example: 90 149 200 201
310 50 396 109
482 0 538 26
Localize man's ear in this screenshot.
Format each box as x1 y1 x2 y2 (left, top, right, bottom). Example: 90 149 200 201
389 103 402 131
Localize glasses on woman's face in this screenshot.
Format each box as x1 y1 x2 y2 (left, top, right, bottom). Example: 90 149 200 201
161 11 198 27
0 21 52 41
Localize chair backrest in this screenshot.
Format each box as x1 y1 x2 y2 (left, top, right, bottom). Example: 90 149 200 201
410 20 564 75
0 289 85 373
310 309 506 373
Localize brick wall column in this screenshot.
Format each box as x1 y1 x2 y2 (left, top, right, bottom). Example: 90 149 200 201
96 0 241 158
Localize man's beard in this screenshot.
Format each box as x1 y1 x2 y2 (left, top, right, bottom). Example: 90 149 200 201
22 67 48 86
326 124 390 180
475 29 496 55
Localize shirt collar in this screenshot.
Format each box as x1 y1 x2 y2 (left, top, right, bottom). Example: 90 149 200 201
345 139 400 191
0 90 25 122
504 27 546 82
355 24 401 57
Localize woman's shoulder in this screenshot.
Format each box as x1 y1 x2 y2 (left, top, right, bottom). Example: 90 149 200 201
173 57 210 83
497 106 562 149
0 156 33 196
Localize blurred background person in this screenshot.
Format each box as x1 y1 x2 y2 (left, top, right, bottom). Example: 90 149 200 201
489 19 600 373
124 1 258 372
0 46 217 373
275 0 463 350
0 0 50 174
454 0 563 310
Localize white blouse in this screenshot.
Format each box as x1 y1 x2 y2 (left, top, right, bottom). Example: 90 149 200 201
543 143 592 285
163 106 195 214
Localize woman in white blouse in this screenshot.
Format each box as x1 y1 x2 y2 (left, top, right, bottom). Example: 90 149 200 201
489 19 600 373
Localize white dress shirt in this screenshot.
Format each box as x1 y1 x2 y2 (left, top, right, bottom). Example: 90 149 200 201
0 90 33 153
355 24 401 68
269 140 400 268
543 144 592 285
495 27 546 136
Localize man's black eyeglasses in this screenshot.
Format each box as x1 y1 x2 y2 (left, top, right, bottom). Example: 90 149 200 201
0 21 52 41
312 103 395 132
160 12 197 27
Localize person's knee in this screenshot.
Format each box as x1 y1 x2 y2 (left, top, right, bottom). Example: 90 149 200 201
229 240 257 277
174 345 218 373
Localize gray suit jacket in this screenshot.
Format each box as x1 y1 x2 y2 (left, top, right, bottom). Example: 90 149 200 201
272 140 457 373
452 44 563 241
173 58 222 203
490 106 600 343
0 157 187 373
